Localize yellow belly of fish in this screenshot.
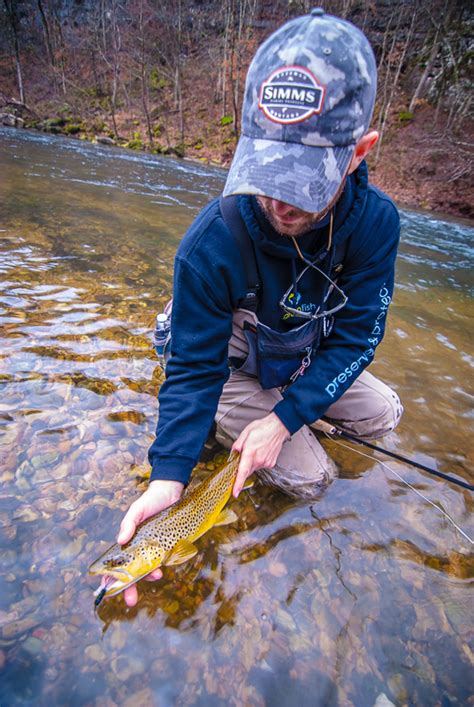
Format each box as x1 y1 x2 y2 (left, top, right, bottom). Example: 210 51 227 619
92 452 243 601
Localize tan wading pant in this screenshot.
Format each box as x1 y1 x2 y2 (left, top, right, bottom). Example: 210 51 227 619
215 310 404 501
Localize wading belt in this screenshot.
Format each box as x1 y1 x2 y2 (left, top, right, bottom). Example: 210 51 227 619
219 195 260 313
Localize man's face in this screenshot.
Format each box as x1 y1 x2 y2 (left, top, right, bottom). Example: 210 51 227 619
256 178 346 237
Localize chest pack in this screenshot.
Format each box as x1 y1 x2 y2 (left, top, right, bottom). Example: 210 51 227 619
220 195 349 389
154 195 349 388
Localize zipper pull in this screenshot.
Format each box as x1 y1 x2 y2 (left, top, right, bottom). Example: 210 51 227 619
289 347 312 383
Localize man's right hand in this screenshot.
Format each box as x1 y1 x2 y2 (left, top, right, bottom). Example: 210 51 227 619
116 479 184 607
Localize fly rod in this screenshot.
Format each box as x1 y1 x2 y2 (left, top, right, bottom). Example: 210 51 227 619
314 420 474 492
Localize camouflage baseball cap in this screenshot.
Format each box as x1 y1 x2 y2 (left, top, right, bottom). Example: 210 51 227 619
223 8 377 213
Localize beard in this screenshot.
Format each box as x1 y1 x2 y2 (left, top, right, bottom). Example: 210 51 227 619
256 178 347 238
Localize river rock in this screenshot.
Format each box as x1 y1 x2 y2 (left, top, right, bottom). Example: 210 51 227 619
0 113 24 127
268 561 287 577
95 136 115 145
122 688 154 707
275 607 297 632
111 654 145 681
30 451 60 470
0 471 14 483
12 505 41 523
23 636 44 656
34 462 69 483
0 610 19 627
85 643 107 663
2 615 42 639
386 674 408 703
0 525 18 542
59 535 84 562
374 693 396 707
44 666 59 682
109 625 126 650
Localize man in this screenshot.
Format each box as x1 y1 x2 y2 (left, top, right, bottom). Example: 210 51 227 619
117 9 403 606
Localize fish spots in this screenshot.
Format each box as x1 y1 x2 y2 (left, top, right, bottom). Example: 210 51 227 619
91 454 241 582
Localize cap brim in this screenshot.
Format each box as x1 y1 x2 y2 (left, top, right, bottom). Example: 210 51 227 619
223 135 355 213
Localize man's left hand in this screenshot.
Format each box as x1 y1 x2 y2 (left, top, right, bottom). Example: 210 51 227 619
231 412 289 497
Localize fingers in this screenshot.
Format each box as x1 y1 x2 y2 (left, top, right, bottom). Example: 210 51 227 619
108 568 162 608
117 514 137 545
121 568 162 607
231 435 244 455
144 568 163 582
233 449 254 498
124 584 138 607
117 499 144 545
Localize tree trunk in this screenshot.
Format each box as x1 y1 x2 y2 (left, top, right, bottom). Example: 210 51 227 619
138 1 153 147
36 0 55 67
376 7 417 161
3 0 25 104
176 0 185 145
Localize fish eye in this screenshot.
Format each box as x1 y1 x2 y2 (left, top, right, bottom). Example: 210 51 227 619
105 555 127 567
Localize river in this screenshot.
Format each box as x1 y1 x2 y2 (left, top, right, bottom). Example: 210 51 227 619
0 128 472 706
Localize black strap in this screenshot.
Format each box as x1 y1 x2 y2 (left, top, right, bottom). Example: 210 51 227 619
219 195 260 312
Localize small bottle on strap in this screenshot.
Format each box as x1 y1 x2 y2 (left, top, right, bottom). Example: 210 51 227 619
153 312 171 369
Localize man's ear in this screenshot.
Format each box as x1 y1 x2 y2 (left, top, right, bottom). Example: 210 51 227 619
348 131 379 174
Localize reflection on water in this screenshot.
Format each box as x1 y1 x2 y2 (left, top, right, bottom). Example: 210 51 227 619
0 128 473 706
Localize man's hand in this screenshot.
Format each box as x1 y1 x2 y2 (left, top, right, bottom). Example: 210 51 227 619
231 412 289 497
116 479 184 607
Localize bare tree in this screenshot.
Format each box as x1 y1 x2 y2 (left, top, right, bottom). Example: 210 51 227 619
136 0 154 146
146 0 188 147
36 0 55 68
375 3 417 160
220 0 258 134
86 0 123 137
3 0 25 103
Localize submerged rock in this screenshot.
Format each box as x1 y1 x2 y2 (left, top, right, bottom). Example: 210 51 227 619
374 694 396 707
85 643 107 663
111 655 145 681
23 636 44 656
2 615 42 639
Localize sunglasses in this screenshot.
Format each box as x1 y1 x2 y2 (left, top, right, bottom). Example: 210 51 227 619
279 257 348 321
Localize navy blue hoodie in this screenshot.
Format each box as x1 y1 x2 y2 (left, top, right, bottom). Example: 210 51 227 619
148 162 400 484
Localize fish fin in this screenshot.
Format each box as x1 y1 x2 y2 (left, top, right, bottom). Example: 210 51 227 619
164 539 198 566
242 478 254 490
214 508 238 527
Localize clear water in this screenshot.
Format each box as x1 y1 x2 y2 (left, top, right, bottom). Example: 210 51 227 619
0 128 472 706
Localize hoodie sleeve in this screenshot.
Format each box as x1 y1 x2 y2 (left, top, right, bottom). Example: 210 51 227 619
148 204 246 485
273 191 400 434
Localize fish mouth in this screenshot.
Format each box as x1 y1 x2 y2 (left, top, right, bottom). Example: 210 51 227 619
92 568 155 603
94 574 130 599
89 564 131 581
90 566 134 604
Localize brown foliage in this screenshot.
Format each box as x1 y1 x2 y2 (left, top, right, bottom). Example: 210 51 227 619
0 0 472 216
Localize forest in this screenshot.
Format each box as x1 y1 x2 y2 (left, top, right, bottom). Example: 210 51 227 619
1 0 472 217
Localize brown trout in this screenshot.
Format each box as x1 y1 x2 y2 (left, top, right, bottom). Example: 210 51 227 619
89 451 246 604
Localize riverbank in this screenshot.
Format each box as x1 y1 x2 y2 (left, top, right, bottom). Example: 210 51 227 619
2 107 472 222
2 1 472 220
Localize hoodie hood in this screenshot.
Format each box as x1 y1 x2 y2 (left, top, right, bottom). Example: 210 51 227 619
238 161 369 261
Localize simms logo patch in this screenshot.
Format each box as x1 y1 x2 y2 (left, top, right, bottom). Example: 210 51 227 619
259 66 325 125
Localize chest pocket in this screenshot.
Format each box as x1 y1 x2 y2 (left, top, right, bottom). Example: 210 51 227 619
230 311 325 390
